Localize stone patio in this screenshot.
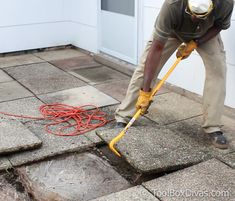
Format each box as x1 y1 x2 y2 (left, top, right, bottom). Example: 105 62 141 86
0 48 234 200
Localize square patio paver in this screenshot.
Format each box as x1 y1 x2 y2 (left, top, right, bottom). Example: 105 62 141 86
17 153 130 201
146 92 202 125
0 119 42 154
143 159 235 201
38 86 119 107
0 54 43 68
5 62 86 94
70 66 130 85
34 49 86 61
0 81 33 102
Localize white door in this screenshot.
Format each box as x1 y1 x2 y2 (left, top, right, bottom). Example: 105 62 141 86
99 0 138 64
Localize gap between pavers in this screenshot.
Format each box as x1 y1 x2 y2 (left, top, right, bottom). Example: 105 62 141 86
0 119 42 155
0 70 13 82
90 185 159 201
97 126 211 174
17 152 131 201
143 159 235 201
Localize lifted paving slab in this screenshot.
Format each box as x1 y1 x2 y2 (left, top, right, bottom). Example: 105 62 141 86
5 62 86 94
0 158 12 171
0 120 42 154
70 65 130 85
0 81 33 102
97 126 210 173
0 174 31 200
38 85 119 107
0 54 43 68
17 153 130 201
34 49 86 61
91 186 159 201
146 92 202 125
143 159 235 201
50 56 101 70
8 121 93 167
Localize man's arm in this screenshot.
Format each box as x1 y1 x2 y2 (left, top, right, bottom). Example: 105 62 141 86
142 39 165 92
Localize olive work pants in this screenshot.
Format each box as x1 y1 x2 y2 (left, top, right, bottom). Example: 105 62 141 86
115 34 226 134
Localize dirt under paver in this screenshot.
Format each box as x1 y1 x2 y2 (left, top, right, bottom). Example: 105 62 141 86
143 159 235 201
17 153 131 201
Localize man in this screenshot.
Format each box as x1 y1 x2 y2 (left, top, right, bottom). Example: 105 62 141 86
115 0 234 149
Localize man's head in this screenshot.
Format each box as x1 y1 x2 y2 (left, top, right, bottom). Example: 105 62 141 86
186 0 214 20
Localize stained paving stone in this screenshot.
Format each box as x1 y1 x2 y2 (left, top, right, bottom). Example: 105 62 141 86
17 153 131 201
0 70 13 82
38 86 119 107
5 62 86 94
91 186 159 201
50 56 101 70
70 66 130 85
0 54 43 68
34 49 86 61
0 119 42 154
0 158 12 171
97 126 211 173
8 121 94 167
0 97 43 122
0 174 31 201
143 159 235 201
0 81 33 102
221 115 235 149
146 92 202 125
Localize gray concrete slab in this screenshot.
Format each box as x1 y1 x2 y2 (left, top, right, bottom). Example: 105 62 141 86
0 54 43 68
0 158 12 171
217 152 235 169
97 126 210 173
0 97 43 121
0 119 42 154
70 66 130 85
0 70 13 82
143 159 235 201
8 121 93 167
17 153 130 201
0 81 33 102
38 86 119 107
50 56 101 70
5 62 86 94
34 49 86 61
91 186 159 201
146 92 202 125
0 174 31 200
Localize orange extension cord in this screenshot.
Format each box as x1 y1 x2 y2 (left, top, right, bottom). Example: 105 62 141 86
0 103 111 136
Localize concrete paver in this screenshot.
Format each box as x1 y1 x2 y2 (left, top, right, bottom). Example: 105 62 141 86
5 62 86 94
0 158 12 171
143 159 235 201
70 66 130 85
8 121 93 167
50 56 101 70
34 49 86 61
217 152 235 169
0 70 13 82
0 174 30 200
146 92 202 125
38 86 119 107
0 120 42 154
0 81 33 102
91 186 159 201
97 127 210 173
0 54 43 68
17 153 130 201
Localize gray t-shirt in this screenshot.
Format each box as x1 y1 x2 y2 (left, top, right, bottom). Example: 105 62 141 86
153 0 234 42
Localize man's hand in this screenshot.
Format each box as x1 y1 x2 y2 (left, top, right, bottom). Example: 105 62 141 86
136 90 152 115
176 40 197 59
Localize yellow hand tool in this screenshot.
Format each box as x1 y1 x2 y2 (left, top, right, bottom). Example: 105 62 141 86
109 57 182 157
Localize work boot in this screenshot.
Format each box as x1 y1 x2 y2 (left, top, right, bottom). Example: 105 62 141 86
208 131 229 149
114 122 127 128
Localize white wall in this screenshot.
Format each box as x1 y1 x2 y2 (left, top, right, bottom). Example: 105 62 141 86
0 0 98 53
141 0 235 108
